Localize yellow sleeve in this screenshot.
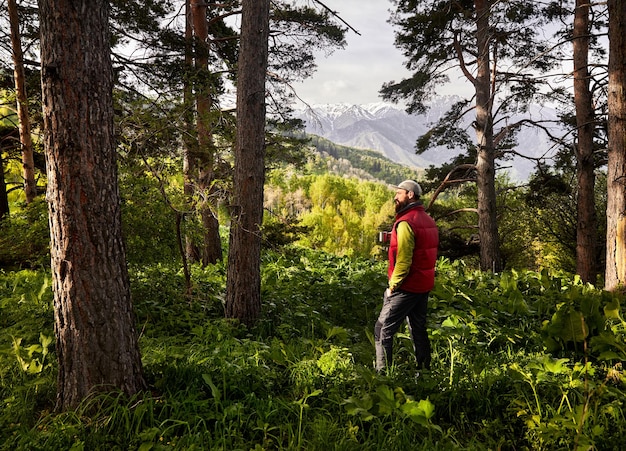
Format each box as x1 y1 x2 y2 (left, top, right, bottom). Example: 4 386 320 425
389 221 415 291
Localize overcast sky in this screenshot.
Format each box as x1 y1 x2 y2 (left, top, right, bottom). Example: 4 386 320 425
293 0 411 106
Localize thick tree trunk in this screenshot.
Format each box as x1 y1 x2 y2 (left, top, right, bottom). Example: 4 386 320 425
38 0 145 410
8 0 37 203
474 0 502 272
605 0 626 292
225 0 270 326
573 0 598 284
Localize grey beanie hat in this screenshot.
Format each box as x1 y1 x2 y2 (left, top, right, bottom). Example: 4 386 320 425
394 180 422 198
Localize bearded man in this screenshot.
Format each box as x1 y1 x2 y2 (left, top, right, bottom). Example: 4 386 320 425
374 180 439 375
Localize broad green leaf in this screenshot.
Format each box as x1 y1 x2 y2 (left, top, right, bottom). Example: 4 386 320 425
202 374 221 401
442 316 460 328
400 401 428 426
417 398 436 419
604 300 622 320
542 357 570 374
376 384 397 414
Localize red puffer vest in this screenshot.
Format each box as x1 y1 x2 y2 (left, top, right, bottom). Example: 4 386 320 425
387 203 439 293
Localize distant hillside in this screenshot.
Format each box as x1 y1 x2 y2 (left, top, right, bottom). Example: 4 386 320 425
305 135 423 185
293 99 561 181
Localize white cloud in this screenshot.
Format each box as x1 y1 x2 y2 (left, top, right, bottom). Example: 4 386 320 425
292 1 475 106
294 0 410 105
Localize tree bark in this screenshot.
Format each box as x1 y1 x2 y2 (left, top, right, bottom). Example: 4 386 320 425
191 0 222 265
573 0 598 284
183 0 200 262
474 0 502 272
225 0 270 326
605 0 626 292
38 0 145 410
8 0 37 203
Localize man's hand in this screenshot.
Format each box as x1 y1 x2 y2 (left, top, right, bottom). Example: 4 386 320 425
385 288 392 297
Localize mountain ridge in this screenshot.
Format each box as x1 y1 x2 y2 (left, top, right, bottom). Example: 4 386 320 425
294 97 560 181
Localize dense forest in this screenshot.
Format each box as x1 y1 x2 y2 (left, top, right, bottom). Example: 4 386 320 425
1 0 626 449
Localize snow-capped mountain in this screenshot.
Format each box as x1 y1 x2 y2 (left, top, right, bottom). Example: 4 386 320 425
293 97 561 181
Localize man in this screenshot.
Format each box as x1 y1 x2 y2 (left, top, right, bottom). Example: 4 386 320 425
374 180 439 374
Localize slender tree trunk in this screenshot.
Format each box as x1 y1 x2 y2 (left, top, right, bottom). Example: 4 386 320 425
183 0 201 262
0 152 8 220
38 0 145 410
191 0 222 265
474 0 502 272
573 0 598 284
183 0 195 182
8 0 37 203
225 0 270 326
605 0 626 292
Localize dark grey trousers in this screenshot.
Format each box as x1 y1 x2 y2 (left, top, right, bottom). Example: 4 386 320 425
374 289 431 371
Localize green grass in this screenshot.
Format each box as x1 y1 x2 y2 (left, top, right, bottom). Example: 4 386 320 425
1 249 625 450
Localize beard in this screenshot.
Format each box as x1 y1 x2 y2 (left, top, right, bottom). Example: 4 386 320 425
395 198 410 213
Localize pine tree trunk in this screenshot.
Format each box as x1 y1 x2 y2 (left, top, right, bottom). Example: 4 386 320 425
183 0 200 262
225 0 270 326
8 0 37 203
191 0 222 265
38 0 145 410
474 0 502 272
573 0 598 284
605 0 626 292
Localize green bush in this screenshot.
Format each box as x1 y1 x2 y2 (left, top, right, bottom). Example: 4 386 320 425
0 199 50 269
2 254 626 450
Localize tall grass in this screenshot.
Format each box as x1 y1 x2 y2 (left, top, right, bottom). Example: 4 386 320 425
1 249 625 450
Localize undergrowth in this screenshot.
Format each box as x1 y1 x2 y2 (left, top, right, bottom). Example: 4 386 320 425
1 249 625 450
